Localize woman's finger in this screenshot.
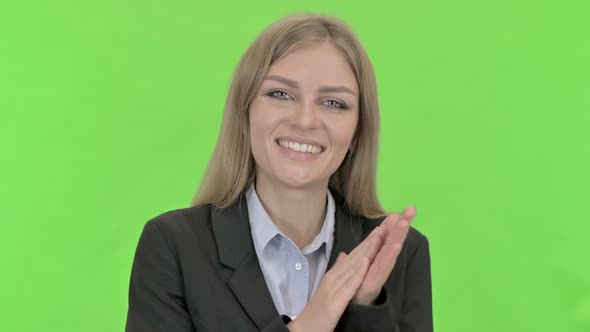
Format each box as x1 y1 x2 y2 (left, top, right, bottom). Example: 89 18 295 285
329 222 387 288
334 255 370 300
330 231 380 282
348 223 385 261
400 206 416 221
344 256 370 292
369 215 412 282
360 225 386 259
380 212 401 230
332 238 377 291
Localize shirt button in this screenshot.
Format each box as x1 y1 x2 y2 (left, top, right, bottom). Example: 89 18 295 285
295 262 302 271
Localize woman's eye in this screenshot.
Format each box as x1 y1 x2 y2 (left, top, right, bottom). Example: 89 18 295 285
267 90 292 100
324 100 348 109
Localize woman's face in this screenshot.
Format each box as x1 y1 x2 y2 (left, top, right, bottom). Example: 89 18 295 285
249 41 359 190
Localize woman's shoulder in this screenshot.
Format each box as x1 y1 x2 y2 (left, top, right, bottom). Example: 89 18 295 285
146 203 211 226
138 204 215 246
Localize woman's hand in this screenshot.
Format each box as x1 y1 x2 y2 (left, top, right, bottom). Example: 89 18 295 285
287 225 386 332
351 206 417 305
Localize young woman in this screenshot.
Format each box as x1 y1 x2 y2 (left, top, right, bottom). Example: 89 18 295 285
126 13 432 332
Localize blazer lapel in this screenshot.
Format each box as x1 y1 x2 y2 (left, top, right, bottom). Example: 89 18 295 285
327 194 365 269
211 194 279 330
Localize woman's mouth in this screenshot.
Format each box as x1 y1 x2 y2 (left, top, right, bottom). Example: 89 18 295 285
275 139 326 161
276 139 324 154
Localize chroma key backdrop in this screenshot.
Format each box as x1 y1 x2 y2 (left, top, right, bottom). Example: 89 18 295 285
1 0 589 331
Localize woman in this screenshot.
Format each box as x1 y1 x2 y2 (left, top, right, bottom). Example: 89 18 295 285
126 13 432 332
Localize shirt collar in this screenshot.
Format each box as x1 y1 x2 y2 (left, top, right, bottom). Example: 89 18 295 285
246 184 281 252
246 183 336 259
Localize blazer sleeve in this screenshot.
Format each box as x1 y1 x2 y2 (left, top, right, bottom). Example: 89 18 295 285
335 234 433 332
125 221 195 332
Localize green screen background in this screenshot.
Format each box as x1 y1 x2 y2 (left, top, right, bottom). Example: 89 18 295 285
2 0 589 331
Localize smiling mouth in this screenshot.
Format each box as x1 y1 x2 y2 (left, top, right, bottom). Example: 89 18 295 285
275 139 326 154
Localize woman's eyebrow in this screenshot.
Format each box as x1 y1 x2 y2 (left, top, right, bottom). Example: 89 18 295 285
264 75 356 96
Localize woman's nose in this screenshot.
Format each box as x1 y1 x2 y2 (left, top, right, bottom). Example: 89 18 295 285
290 101 321 130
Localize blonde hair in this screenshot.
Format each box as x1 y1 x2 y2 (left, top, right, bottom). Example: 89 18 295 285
192 13 387 219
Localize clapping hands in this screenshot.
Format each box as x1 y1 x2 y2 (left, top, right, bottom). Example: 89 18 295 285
352 206 416 305
287 206 416 332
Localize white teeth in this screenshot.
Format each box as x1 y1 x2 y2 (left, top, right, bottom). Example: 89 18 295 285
278 139 322 154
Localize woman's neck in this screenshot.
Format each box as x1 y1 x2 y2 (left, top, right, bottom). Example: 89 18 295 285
254 176 328 250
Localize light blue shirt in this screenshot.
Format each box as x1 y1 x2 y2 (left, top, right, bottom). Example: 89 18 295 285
246 184 336 320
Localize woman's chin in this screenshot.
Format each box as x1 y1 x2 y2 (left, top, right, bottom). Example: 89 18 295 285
275 170 320 189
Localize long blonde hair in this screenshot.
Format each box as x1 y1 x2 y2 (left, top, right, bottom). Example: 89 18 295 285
192 13 387 219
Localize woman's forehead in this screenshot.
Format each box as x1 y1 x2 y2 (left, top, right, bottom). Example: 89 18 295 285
264 43 358 93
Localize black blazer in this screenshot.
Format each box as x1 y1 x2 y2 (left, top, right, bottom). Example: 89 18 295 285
126 192 432 332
